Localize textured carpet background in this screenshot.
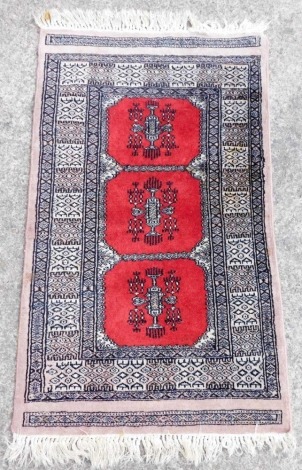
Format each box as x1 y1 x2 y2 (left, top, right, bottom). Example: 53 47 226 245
0 0 301 469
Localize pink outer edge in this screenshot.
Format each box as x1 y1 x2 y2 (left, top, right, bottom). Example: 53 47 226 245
11 29 291 436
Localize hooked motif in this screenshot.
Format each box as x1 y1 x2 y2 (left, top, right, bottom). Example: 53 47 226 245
128 177 178 245
128 268 182 338
127 101 178 159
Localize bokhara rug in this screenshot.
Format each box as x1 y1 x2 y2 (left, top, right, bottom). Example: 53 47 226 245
7 9 292 468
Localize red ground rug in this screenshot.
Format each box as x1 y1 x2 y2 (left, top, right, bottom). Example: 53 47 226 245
6 9 293 468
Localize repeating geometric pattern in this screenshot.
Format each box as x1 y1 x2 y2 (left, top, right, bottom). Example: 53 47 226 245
48 272 80 299
60 61 89 85
55 143 85 168
24 409 282 427
57 96 87 122
226 238 254 267
43 355 264 393
223 191 250 214
52 220 82 245
169 64 198 87
57 122 85 143
229 291 260 327
47 299 80 332
53 192 83 219
223 169 249 191
224 214 252 238
222 99 248 124
50 245 81 273
46 35 261 48
55 168 83 192
222 64 249 88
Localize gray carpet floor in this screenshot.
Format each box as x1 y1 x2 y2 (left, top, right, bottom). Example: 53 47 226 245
0 0 301 468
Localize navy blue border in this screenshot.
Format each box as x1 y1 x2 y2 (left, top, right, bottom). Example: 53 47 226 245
46 35 261 48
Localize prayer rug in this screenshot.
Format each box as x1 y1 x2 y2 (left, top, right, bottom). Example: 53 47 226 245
7 9 292 468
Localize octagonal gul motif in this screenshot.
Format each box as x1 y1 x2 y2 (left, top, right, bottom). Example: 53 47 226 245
107 97 201 165
105 171 203 254
104 259 207 347
128 176 179 246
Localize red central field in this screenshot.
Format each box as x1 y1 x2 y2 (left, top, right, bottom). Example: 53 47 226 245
103 97 206 347
105 171 202 254
104 259 207 347
107 97 201 166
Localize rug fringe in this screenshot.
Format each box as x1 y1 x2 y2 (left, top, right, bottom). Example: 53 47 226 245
4 432 295 468
34 9 269 34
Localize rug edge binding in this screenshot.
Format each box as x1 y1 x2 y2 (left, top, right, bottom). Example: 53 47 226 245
4 432 296 468
34 9 269 34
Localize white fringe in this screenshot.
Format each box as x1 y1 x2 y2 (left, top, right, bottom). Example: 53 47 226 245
34 8 269 34
4 432 295 468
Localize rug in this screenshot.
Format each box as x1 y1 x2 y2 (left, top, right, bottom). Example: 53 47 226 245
6 8 293 468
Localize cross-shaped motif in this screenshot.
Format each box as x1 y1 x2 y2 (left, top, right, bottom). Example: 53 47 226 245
127 100 178 159
128 177 178 245
128 268 182 338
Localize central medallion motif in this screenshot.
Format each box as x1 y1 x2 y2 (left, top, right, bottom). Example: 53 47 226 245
107 97 201 166
104 259 207 347
128 267 182 338
127 101 177 159
128 177 178 245
105 171 202 254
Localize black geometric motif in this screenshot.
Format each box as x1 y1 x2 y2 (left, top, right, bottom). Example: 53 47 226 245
128 177 178 245
127 101 178 159
128 268 181 337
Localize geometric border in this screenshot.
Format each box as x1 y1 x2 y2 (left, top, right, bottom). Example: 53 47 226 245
45 35 261 48
23 409 282 427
